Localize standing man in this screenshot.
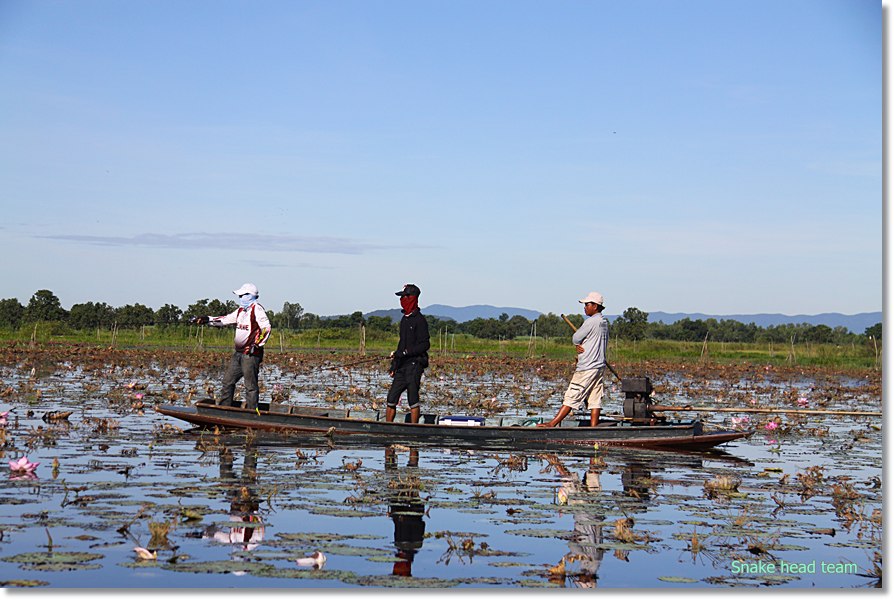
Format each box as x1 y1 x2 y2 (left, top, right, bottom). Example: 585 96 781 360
191 283 272 410
385 284 430 423
539 292 609 428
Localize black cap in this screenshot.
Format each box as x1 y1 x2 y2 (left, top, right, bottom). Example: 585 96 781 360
395 283 421 297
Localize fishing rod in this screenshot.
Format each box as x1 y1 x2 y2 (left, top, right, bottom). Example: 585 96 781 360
560 313 622 381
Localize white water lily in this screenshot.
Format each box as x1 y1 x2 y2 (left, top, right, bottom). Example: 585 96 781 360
295 551 326 568
134 547 157 560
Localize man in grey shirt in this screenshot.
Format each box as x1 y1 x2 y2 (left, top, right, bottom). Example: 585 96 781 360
539 292 609 428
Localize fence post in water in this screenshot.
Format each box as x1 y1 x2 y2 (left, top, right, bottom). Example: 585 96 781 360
359 323 366 355
699 332 709 362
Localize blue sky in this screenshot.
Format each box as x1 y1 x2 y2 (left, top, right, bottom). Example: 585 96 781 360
0 0 882 318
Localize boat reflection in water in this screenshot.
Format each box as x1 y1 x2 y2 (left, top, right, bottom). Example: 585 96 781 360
385 445 426 577
203 447 266 554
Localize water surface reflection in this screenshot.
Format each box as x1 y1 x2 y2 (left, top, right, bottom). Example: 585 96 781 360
203 447 265 553
385 445 425 577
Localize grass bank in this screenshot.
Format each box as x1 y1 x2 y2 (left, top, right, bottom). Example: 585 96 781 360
1 323 881 371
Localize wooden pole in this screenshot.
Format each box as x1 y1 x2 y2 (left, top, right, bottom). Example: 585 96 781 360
650 404 881 417
560 313 622 380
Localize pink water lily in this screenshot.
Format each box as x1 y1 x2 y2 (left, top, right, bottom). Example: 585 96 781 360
797 397 809 407
0 411 8 427
731 416 750 428
764 421 779 431
9 456 39 473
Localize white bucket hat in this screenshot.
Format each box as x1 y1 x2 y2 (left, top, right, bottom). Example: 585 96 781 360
233 283 259 297
579 291 605 307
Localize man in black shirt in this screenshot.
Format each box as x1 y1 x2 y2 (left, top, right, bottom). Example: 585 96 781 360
386 284 430 423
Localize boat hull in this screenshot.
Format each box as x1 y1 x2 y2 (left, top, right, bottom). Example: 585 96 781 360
155 403 750 451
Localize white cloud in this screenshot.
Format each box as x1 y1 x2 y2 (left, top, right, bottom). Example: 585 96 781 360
39 232 396 254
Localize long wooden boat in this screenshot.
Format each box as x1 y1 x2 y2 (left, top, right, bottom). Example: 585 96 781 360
156 402 751 451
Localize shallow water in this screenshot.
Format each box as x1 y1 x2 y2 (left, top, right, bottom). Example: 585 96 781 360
0 356 881 588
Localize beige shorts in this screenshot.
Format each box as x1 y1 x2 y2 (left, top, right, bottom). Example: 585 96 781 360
562 368 605 411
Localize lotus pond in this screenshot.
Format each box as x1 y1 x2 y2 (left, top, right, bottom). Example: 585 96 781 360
0 346 882 588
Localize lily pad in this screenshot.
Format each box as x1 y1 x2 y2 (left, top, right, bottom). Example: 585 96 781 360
826 540 880 549
276 532 382 542
350 574 460 587
0 579 50 587
505 528 573 539
308 507 379 518
2 551 104 566
593 542 644 551
658 576 700 583
518 578 562 587
260 567 359 580
770 544 811 551
164 560 268 575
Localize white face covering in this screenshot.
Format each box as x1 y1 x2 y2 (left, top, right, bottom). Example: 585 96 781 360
240 294 257 309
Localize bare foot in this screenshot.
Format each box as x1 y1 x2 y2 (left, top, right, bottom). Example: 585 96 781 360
537 422 555 428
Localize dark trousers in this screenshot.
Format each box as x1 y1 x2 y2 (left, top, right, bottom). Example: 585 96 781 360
220 352 261 409
387 362 423 409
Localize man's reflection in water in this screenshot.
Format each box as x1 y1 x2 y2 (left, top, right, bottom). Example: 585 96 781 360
204 446 265 552
385 445 425 577
545 454 606 588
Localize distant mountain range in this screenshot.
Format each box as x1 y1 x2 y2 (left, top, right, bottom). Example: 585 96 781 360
365 304 542 323
361 304 881 334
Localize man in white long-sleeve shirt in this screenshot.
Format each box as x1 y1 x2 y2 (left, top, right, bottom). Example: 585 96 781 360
192 283 272 410
539 292 609 428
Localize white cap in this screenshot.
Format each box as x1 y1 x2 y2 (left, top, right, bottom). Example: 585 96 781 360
579 291 605 306
233 283 259 297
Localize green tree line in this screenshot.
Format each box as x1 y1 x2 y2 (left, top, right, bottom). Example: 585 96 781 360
0 290 881 345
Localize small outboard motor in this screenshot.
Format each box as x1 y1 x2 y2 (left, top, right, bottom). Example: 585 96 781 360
621 377 656 424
